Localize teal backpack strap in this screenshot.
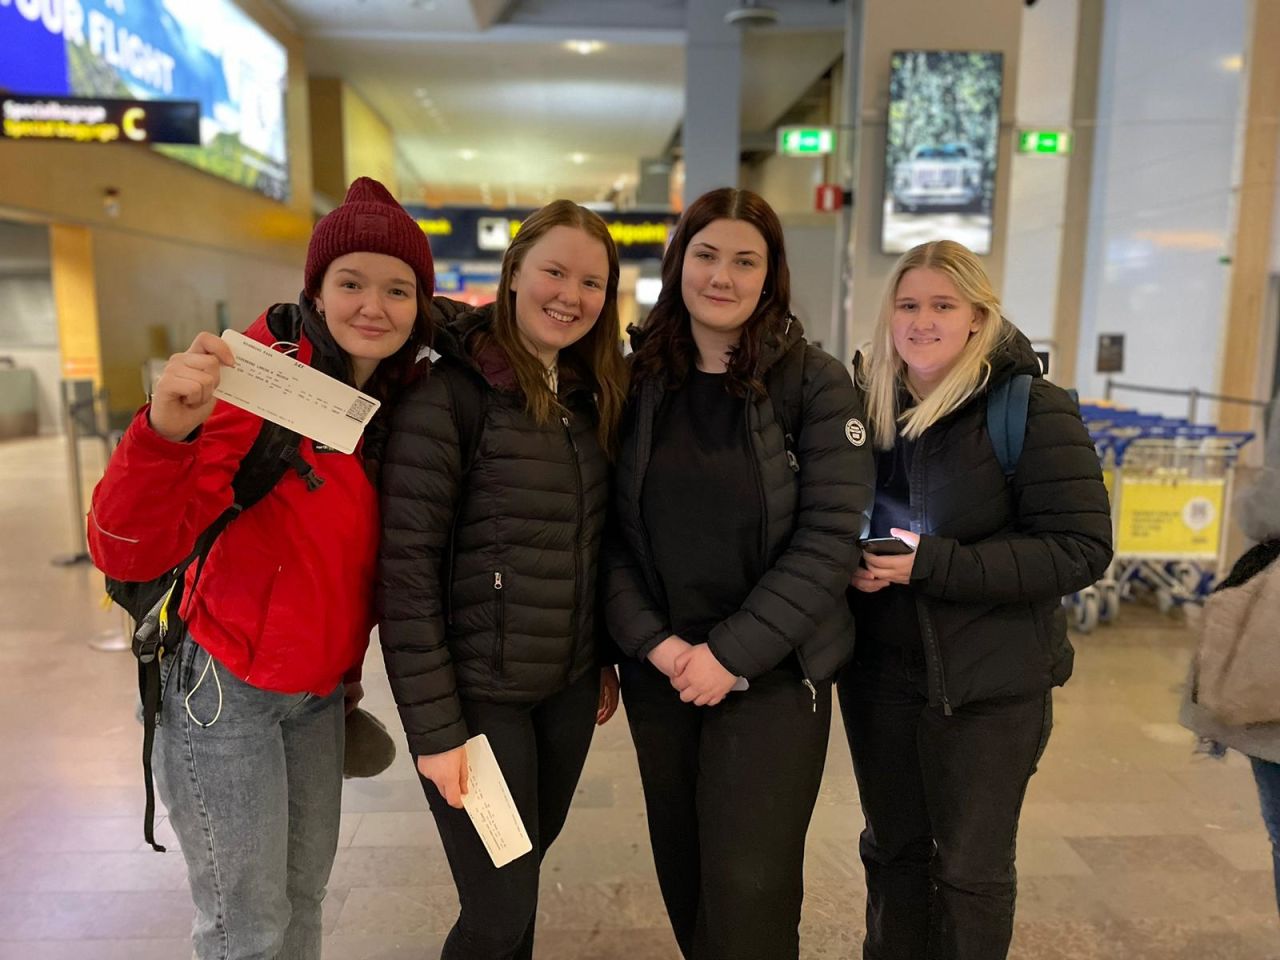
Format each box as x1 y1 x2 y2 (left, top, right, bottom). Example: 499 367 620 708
987 373 1033 478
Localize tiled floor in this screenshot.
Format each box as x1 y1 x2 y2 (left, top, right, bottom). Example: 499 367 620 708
1 435 1277 959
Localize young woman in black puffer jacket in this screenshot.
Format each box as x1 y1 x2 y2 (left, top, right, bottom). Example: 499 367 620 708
378 201 628 960
843 239 1112 960
604 187 875 960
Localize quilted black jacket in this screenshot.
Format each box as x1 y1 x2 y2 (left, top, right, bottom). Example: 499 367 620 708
851 327 1114 710
603 318 875 685
378 301 609 756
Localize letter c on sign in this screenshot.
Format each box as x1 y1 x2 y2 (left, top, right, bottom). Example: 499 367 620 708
122 106 146 142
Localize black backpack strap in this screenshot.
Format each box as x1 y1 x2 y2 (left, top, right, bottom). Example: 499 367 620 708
135 421 306 852
443 366 486 477
768 333 806 474
440 366 487 623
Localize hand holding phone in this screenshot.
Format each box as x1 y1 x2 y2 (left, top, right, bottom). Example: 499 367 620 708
860 536 914 556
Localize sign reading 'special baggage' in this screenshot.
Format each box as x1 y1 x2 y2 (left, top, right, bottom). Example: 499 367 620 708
0 94 200 145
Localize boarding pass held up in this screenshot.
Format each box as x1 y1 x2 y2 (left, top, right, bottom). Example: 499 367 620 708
213 330 380 455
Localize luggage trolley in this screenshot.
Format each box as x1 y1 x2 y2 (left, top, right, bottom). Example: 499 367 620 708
1088 423 1253 628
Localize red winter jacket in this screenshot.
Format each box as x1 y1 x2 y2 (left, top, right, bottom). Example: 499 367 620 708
87 314 378 695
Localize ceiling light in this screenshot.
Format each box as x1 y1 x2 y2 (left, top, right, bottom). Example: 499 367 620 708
563 39 605 56
459 149 477 160
1220 54 1243 72
569 152 586 165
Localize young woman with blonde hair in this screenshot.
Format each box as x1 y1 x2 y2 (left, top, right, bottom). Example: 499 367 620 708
841 239 1112 959
378 199 627 960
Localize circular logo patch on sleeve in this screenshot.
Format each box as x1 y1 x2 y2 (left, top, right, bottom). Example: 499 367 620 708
845 418 866 446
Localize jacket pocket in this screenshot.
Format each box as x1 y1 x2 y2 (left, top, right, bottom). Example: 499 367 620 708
492 570 506 673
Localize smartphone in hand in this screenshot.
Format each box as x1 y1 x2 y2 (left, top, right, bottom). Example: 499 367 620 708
860 537 914 556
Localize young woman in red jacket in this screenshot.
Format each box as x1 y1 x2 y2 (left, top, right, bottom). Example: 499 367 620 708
88 178 434 960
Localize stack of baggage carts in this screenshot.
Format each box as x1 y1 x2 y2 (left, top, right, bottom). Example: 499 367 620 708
1066 403 1253 633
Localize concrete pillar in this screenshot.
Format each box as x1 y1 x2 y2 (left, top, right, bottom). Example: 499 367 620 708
1218 0 1280 431
1049 0 1102 390
683 0 742 205
846 0 1023 350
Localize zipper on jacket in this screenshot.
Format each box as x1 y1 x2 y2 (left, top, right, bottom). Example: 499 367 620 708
801 678 817 714
744 403 771 566
492 571 506 673
562 415 585 679
910 433 953 716
632 379 665 601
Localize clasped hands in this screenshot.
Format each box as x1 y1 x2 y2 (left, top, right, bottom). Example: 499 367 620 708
647 635 737 707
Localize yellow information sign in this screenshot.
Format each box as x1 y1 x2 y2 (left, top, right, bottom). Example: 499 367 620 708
1115 477 1224 558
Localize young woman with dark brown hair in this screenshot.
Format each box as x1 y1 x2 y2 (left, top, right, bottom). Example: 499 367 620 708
603 187 875 959
378 200 627 960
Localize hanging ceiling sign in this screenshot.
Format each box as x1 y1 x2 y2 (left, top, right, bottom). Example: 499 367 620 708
404 206 678 262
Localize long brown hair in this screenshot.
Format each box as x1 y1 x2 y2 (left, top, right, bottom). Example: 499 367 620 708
630 187 791 396
478 200 628 456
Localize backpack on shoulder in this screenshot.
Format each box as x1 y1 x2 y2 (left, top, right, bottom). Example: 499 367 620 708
105 308 322 851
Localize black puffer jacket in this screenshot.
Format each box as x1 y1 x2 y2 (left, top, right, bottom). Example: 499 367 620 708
603 319 875 685
854 327 1113 710
378 301 609 756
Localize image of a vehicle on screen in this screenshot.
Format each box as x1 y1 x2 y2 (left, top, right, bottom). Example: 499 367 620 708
892 143 983 213
881 50 1003 256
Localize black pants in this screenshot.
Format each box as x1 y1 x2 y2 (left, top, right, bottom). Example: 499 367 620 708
620 656 832 960
837 645 1052 960
422 668 599 960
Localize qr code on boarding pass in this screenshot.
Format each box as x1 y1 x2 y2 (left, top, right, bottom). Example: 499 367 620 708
345 396 376 422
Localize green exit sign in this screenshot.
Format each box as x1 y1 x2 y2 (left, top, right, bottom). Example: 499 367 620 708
1018 130 1073 154
777 126 834 156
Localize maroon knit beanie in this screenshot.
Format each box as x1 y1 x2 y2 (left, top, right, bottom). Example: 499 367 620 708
304 177 434 299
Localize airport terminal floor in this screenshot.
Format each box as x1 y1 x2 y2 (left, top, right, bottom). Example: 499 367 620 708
0 436 1276 959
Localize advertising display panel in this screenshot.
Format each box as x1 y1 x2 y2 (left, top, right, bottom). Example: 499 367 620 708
881 50 1003 255
1 0 290 200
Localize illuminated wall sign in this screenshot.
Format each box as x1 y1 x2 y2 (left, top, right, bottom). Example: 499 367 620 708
405 206 677 263
1017 130 1072 154
777 126 835 156
1 0 290 200
0 94 199 145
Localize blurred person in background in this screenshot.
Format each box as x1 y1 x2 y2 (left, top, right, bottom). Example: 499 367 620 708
1182 391 1280 920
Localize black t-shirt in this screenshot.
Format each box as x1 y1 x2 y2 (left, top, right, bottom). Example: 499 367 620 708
641 370 762 644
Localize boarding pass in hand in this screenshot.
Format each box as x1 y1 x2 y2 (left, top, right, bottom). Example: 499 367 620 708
213 330 380 455
462 734 533 868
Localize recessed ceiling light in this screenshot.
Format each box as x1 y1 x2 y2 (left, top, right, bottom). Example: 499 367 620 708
563 39 605 56
459 149 477 160
569 152 587 165
1220 54 1243 72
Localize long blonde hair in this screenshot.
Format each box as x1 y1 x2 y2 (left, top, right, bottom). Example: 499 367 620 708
861 240 1012 449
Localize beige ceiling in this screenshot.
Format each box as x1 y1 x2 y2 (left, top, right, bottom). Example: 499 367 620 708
272 0 845 207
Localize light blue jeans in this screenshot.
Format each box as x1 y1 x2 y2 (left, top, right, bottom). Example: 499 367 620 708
154 633 345 960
